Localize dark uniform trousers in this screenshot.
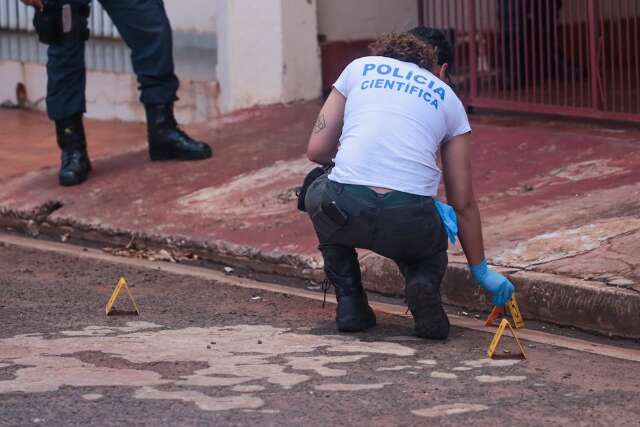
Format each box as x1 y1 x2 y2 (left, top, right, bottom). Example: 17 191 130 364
47 0 179 121
305 174 449 299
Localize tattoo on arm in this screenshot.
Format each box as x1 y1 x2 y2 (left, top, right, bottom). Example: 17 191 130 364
313 114 327 134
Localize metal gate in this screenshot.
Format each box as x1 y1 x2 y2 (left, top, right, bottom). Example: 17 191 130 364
418 0 640 122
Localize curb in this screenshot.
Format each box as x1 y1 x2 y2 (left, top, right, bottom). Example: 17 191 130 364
0 207 324 281
2 207 639 339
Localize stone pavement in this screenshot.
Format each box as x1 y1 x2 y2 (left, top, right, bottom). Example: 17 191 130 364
1 104 639 337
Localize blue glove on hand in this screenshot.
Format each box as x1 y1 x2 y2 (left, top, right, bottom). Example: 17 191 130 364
469 259 515 306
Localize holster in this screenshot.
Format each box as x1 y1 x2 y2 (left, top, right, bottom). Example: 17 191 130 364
33 1 90 45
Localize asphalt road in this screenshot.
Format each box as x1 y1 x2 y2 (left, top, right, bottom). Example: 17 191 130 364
1 238 639 426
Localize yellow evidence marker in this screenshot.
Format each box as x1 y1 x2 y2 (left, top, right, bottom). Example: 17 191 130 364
487 318 527 360
105 277 140 316
506 295 525 329
485 295 525 329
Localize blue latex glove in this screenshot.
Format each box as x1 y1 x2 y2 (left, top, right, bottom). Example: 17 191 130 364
434 200 458 244
469 259 515 306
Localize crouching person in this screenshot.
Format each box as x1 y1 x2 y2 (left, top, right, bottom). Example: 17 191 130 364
303 27 515 340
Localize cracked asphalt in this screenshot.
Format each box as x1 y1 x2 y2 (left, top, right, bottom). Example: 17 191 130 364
1 241 640 426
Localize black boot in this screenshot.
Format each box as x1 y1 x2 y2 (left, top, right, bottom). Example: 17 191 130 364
405 280 449 340
321 245 376 333
145 103 212 161
55 114 92 186
335 289 377 333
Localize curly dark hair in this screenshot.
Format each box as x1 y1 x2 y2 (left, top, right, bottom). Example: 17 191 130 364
369 32 439 71
408 27 454 69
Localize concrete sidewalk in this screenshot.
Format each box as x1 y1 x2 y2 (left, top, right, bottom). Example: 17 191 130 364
1 105 639 338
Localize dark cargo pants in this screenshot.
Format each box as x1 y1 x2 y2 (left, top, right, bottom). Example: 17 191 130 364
305 174 448 299
46 0 179 120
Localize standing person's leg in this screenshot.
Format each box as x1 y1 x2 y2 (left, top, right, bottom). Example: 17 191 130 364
99 0 211 161
305 175 377 332
46 0 92 186
99 0 178 106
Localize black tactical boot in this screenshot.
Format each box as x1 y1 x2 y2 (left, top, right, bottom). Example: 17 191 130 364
405 280 449 340
55 114 92 186
321 246 377 332
335 289 377 333
145 103 212 161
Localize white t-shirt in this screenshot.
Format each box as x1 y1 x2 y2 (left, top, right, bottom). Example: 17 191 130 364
328 56 471 197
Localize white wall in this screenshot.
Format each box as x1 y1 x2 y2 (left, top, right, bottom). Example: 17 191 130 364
0 61 46 109
281 0 322 102
215 0 284 110
216 0 321 112
317 0 419 41
163 0 217 34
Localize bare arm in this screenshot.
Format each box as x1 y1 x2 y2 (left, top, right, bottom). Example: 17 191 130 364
306 89 346 166
440 133 485 265
441 132 516 306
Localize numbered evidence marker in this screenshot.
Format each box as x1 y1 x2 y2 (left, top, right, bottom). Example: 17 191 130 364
105 277 140 316
485 295 525 329
487 318 527 360
507 295 525 329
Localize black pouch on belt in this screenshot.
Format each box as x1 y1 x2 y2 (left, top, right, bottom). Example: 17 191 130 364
33 1 90 45
33 1 63 45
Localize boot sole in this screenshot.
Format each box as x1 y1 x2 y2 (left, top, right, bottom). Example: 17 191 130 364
337 305 377 333
406 283 450 340
59 154 92 187
59 172 89 187
59 161 91 187
149 149 212 162
337 315 376 333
